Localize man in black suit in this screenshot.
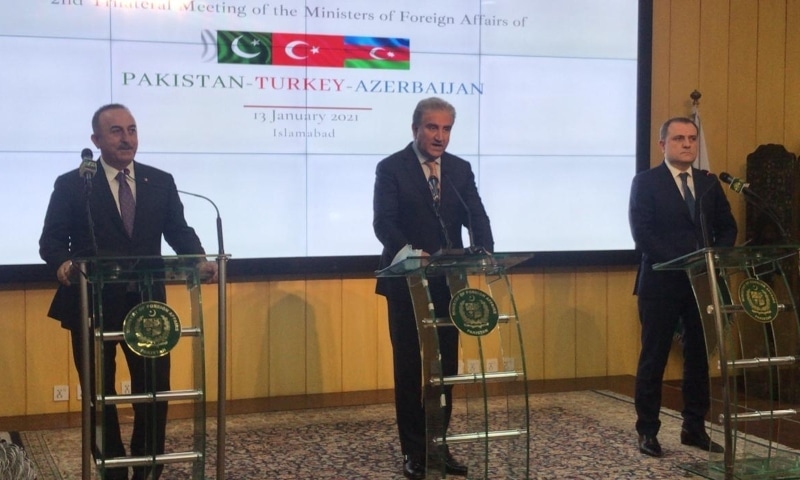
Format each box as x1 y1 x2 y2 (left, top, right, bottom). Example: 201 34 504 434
373 97 493 479
629 117 737 458
39 104 217 480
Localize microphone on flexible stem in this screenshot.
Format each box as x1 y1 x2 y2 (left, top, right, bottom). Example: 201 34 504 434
719 171 790 242
177 189 225 256
126 173 225 256
78 148 98 255
432 198 453 252
443 173 485 254
78 148 97 193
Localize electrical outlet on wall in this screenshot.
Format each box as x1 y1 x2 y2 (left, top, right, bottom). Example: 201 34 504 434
53 385 69 402
466 359 481 374
121 380 131 395
485 358 499 372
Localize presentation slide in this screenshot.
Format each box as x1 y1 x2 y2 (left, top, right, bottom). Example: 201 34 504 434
0 0 639 266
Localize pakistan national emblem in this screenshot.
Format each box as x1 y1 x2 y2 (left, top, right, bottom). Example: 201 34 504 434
738 278 779 324
123 301 182 357
449 288 499 336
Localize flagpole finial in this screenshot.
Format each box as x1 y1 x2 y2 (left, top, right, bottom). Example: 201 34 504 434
690 90 702 106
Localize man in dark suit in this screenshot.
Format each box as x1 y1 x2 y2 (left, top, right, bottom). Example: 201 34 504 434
373 97 493 479
629 116 737 458
39 104 217 480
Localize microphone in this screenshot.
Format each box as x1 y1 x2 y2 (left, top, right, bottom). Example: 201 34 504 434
79 148 97 192
443 173 483 254
127 172 225 256
719 171 790 243
718 172 753 196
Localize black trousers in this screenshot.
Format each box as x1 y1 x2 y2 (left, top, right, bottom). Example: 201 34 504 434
387 278 459 457
71 291 171 480
634 294 710 437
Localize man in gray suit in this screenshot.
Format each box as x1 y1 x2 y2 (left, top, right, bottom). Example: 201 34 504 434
629 116 737 458
373 97 493 479
39 104 216 480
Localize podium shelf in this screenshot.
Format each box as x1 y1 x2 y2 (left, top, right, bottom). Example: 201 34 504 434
434 429 527 445
101 389 203 405
102 451 203 468
720 410 797 423
433 371 524 386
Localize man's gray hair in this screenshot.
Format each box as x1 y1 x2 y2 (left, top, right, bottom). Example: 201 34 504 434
412 97 456 127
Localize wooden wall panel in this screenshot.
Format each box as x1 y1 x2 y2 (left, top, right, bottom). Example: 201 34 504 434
575 269 608 377
667 0 702 118
305 278 343 394
786 1 800 151
510 272 545 380
698 0 731 174
606 268 640 376
650 0 673 164
230 282 271 399
755 1 786 145
268 280 306 396
24 288 71 414
342 278 380 392
0 291 27 416
543 270 576 379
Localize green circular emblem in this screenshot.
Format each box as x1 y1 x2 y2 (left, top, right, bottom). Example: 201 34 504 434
738 278 779 324
122 301 182 357
449 288 499 336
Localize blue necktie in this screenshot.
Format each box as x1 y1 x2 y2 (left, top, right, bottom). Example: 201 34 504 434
117 169 135 237
679 172 695 219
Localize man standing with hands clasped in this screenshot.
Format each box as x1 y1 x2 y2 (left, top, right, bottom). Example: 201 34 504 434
373 97 494 479
629 117 737 458
39 103 217 480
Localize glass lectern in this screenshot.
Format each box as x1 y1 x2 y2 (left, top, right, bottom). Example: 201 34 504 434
378 252 532 479
76 254 227 480
654 246 800 480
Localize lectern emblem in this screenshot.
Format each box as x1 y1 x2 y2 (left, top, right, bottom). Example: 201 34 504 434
738 278 779 324
449 288 499 336
123 301 182 357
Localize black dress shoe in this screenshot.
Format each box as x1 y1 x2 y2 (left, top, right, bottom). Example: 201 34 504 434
681 428 724 453
444 450 468 476
638 434 663 457
403 453 426 480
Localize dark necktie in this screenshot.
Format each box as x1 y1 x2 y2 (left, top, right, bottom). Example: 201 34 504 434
679 172 695 218
117 169 135 237
426 161 440 205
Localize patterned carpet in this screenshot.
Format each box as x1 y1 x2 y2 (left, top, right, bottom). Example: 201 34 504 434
15 390 726 479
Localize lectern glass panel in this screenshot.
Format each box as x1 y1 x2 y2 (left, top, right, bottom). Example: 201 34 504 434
654 247 800 480
378 252 532 479
80 255 212 479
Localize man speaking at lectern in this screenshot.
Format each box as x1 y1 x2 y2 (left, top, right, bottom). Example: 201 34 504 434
629 116 737 458
373 97 493 479
39 103 216 480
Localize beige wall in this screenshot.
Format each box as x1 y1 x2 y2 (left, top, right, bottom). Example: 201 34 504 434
3 0 800 417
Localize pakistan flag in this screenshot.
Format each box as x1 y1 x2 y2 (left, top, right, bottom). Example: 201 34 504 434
217 31 272 65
